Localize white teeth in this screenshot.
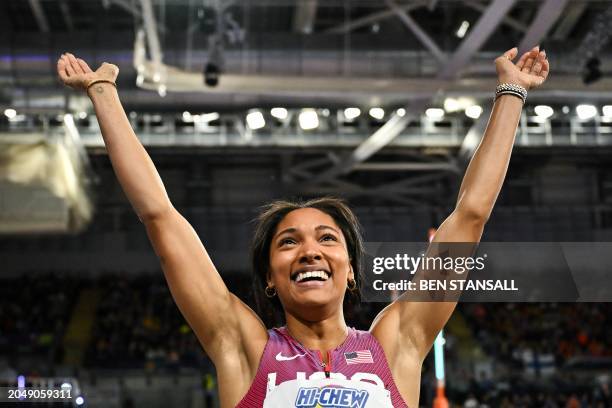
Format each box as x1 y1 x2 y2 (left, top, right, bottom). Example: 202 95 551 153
295 270 329 283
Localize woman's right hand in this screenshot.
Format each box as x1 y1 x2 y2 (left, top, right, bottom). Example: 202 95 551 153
57 53 119 92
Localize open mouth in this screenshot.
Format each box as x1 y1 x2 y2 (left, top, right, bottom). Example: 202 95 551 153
291 270 331 283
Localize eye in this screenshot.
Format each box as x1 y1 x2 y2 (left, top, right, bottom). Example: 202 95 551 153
320 234 338 242
279 237 296 246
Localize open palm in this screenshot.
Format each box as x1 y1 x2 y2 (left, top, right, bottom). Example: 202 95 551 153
57 53 119 91
495 46 549 90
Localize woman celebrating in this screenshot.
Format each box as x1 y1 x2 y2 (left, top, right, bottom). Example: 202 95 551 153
57 45 548 407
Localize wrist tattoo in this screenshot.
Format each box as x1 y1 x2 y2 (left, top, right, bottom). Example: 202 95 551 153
95 85 104 94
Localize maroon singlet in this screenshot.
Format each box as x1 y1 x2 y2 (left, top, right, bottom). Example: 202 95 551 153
235 326 409 407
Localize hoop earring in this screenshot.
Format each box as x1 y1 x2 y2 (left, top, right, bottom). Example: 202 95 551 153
347 279 357 291
265 285 277 298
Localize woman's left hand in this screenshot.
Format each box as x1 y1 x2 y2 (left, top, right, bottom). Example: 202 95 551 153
495 46 549 90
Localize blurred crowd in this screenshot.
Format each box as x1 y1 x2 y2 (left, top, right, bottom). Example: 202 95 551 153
85 273 208 371
454 371 611 408
0 272 80 366
462 303 611 369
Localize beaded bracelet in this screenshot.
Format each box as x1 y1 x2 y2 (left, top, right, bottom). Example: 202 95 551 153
495 83 527 104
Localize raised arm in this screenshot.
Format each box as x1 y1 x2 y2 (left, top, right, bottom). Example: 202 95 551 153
372 47 549 362
56 54 267 376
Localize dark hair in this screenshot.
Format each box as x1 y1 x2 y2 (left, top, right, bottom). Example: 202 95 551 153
250 197 365 321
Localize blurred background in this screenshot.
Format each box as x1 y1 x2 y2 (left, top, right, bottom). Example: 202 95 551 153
0 0 611 407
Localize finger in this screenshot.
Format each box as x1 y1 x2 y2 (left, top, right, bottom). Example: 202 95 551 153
534 51 548 74
502 47 518 61
531 61 550 88
539 60 550 81
77 58 93 74
521 46 540 72
531 61 543 75
57 58 69 82
521 56 535 73
66 53 84 75
62 55 76 76
516 51 531 70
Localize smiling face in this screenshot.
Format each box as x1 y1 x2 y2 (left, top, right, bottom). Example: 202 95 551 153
267 208 354 319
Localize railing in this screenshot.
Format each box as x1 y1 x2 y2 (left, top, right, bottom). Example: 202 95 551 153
2 112 612 148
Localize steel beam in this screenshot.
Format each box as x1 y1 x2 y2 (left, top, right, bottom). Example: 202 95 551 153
59 1 74 31
551 2 587 40
290 162 421 205
323 1 426 34
385 0 446 63
439 0 517 80
310 113 411 183
293 0 317 34
464 1 527 33
518 0 570 53
140 0 164 77
109 0 168 33
28 0 50 33
354 162 459 173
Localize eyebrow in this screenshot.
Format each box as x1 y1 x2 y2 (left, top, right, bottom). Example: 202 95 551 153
273 225 339 240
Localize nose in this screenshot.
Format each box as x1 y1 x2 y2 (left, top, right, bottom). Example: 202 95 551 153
298 240 322 263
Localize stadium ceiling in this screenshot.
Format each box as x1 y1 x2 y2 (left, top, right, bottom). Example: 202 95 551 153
0 0 611 113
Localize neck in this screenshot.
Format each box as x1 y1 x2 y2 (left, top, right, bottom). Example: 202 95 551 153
284 311 349 352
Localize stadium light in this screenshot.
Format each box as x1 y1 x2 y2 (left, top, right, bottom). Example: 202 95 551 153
246 110 266 130
369 107 385 120
344 107 361 120
576 104 597 120
299 109 319 130
4 108 16 119
465 105 483 119
182 111 192 122
396 108 406 117
75 396 85 406
456 21 470 38
534 105 554 119
199 112 219 123
443 98 460 112
602 105 612 117
270 108 288 120
425 108 445 119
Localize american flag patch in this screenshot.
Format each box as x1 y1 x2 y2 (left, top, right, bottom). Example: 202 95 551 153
344 350 373 365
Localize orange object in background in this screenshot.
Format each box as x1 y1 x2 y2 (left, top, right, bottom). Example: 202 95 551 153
433 385 449 408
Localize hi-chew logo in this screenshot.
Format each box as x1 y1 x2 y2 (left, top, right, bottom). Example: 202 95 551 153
295 385 369 408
